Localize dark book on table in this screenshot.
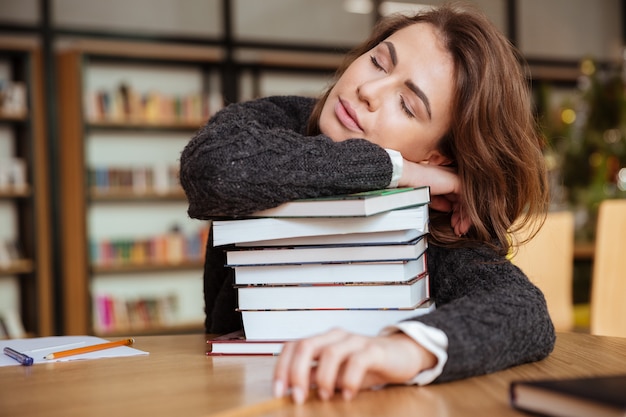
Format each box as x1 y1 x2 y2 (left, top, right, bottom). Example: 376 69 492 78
207 330 283 356
212 203 428 246
251 187 429 218
509 374 626 417
240 300 436 341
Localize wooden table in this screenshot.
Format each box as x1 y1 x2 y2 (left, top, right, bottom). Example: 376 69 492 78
1 332 625 417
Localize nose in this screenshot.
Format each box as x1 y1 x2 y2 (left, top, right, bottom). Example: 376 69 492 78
357 77 389 111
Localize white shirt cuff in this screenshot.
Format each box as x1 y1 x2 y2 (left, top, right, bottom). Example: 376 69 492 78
385 148 403 188
380 321 448 385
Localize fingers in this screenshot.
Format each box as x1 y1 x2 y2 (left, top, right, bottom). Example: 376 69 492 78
274 328 347 404
273 330 431 404
314 332 373 401
274 329 381 404
451 205 471 236
429 195 453 213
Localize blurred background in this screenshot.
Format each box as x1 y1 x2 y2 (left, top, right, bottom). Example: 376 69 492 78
0 0 624 337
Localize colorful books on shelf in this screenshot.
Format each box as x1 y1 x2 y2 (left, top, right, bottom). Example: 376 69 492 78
211 187 434 350
94 293 179 334
84 83 211 124
90 226 208 268
509 374 626 417
88 165 181 196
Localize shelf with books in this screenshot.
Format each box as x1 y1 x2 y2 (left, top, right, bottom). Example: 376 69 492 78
92 260 205 275
88 164 183 200
92 291 204 337
0 37 53 337
89 226 208 272
56 39 221 335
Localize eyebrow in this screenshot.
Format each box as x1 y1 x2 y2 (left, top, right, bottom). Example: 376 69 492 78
383 41 432 120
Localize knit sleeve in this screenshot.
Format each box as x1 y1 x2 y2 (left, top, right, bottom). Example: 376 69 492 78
411 244 556 383
179 96 393 219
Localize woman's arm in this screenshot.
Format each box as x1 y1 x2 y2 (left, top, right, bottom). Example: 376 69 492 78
417 244 556 382
180 96 393 219
272 244 555 402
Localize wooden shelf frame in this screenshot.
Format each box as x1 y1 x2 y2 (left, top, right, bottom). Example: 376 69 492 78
0 36 54 336
56 39 221 335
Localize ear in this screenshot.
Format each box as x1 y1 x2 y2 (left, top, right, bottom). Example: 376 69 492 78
422 150 452 166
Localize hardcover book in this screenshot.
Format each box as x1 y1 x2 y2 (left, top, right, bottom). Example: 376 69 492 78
251 187 429 218
212 205 428 247
232 256 426 285
236 273 429 310
240 300 436 341
226 235 427 266
510 374 626 417
234 228 425 247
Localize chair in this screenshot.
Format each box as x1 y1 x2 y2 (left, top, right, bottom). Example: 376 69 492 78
590 199 626 337
511 211 575 331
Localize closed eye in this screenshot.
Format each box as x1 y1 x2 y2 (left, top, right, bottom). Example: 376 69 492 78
400 97 415 118
370 55 386 72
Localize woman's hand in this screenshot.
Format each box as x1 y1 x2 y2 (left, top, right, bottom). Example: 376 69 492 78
273 328 436 404
398 160 471 236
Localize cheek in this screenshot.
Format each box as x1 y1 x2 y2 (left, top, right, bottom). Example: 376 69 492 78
318 103 337 140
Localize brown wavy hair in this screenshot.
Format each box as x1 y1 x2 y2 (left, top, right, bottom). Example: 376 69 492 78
307 2 548 256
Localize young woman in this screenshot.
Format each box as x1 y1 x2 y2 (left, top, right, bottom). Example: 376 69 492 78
180 3 554 404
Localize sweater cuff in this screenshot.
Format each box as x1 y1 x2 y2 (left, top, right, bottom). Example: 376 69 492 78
385 149 403 188
380 321 448 385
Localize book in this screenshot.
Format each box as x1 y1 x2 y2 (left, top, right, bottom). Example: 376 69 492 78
234 228 425 247
212 205 428 246
207 330 284 356
509 374 626 417
251 187 429 218
240 300 435 340
232 256 427 285
236 273 429 310
226 235 427 266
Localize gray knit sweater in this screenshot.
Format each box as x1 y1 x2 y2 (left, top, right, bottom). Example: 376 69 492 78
179 95 555 383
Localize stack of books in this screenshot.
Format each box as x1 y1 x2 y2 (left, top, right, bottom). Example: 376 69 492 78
208 187 434 356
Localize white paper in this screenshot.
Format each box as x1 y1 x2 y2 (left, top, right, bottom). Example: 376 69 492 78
0 335 148 366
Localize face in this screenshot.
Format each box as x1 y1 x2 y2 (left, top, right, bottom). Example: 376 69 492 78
319 22 454 164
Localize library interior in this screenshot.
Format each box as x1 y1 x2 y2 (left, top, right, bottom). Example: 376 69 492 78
1 1 626 416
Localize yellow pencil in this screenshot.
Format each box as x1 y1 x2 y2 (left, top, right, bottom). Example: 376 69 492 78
43 338 135 360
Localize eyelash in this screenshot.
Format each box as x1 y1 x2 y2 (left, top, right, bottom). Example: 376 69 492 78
400 97 415 119
370 55 384 71
370 55 416 119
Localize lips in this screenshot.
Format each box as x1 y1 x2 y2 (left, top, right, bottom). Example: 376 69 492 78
335 99 363 132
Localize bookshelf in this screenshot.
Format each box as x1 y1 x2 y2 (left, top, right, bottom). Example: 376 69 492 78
0 36 53 338
56 39 221 336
